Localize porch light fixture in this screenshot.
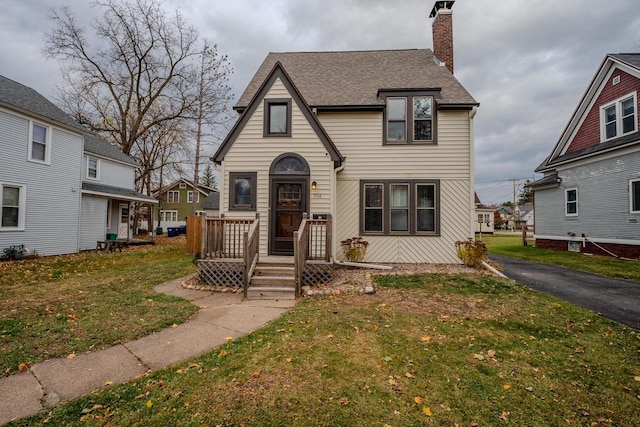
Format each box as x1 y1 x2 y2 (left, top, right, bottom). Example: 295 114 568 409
311 181 317 190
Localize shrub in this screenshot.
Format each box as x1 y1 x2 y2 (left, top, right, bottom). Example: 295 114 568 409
340 236 369 263
455 238 487 268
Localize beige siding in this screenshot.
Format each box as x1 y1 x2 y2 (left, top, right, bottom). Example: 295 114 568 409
324 110 473 263
220 78 335 255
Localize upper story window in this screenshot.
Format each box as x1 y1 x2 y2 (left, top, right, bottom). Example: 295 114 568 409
167 190 179 203
381 91 437 145
601 92 637 142
565 188 578 216
264 99 292 137
87 157 99 180
187 191 200 203
29 122 50 164
1 182 26 230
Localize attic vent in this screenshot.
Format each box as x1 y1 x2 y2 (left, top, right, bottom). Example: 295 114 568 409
613 75 620 86
179 183 186 189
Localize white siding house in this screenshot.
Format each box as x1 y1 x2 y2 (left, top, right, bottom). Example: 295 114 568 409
0 75 156 256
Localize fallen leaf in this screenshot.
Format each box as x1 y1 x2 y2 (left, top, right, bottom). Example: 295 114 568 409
105 381 113 386
525 386 534 392
414 396 424 404
422 406 432 416
146 400 153 408
18 363 30 372
503 384 511 390
634 376 640 382
420 336 431 343
67 353 76 359
252 371 261 378
405 372 415 378
176 368 185 374
218 350 227 358
473 353 484 360
499 411 509 421
92 404 103 411
285 357 293 363
199 305 207 309
171 324 178 328
183 402 189 408
487 349 496 358
225 336 233 343
373 325 379 331
339 397 349 405
383 356 392 362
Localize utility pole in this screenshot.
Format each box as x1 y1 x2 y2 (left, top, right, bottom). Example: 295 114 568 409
513 178 517 229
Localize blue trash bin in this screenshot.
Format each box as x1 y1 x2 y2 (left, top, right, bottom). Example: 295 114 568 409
167 227 179 237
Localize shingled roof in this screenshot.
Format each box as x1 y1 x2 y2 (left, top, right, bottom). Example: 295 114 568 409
84 133 138 166
0 74 85 132
235 49 478 109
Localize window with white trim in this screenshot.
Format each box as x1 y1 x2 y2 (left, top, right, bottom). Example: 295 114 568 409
87 157 99 180
167 190 179 203
361 180 439 235
29 122 50 163
565 188 578 216
630 179 640 213
1 183 26 230
159 210 178 222
187 191 200 203
601 92 637 141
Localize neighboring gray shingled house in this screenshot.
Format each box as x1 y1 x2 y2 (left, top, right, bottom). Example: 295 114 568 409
0 74 156 256
212 2 479 263
529 53 640 258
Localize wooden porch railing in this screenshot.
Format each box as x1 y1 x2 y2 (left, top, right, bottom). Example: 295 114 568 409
243 219 260 298
201 217 255 259
294 213 332 296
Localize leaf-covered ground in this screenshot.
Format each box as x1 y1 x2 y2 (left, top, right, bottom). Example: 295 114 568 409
0 237 198 375
12 273 640 426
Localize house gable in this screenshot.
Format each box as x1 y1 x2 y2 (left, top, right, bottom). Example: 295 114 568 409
537 54 640 172
213 62 343 167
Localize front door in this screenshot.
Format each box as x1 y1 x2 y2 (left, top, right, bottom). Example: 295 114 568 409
270 180 307 255
118 203 129 239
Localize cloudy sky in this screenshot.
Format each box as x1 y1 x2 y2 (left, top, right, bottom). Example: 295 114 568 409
1 0 639 204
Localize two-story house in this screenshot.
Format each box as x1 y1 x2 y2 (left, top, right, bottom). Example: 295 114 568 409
0 74 156 256
530 53 640 258
212 1 478 264
154 178 217 230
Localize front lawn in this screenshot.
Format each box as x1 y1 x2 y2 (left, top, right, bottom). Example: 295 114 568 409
481 233 640 281
0 237 198 376
11 272 640 426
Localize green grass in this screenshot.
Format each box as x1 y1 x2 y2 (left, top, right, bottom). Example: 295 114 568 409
10 273 640 426
0 237 198 375
481 233 640 281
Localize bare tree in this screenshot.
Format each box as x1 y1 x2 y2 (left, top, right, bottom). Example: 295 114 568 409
190 39 232 215
44 0 201 174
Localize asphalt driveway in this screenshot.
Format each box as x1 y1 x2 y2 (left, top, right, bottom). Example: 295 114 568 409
489 254 640 330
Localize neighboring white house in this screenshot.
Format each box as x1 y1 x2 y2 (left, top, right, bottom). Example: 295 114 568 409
0 74 156 256
530 53 640 258
212 2 478 263
474 193 495 234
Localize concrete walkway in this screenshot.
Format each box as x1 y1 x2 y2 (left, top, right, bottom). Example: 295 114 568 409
0 276 295 425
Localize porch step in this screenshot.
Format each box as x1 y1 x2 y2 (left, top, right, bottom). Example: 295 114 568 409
254 265 295 276
250 275 295 287
246 286 296 300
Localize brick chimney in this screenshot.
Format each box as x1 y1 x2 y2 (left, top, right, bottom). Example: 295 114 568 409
430 1 455 74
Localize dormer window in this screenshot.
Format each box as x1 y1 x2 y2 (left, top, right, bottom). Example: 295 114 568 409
381 91 437 145
264 99 292 137
601 92 637 141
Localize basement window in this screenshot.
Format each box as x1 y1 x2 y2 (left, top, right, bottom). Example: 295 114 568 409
567 241 581 253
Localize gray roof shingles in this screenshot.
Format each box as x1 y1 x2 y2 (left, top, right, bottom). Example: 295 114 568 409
84 133 138 166
236 49 478 109
82 182 156 203
0 74 85 132
202 191 220 210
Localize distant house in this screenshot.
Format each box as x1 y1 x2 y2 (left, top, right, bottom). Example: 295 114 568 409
474 193 495 234
154 178 216 229
211 2 479 263
201 191 220 217
530 53 640 257
516 202 534 227
496 206 514 229
0 74 156 256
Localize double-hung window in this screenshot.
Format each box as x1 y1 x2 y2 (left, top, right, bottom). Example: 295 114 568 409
264 99 292 137
601 92 637 141
630 179 640 213
361 180 439 235
167 190 179 203
159 210 178 222
382 91 436 144
229 172 257 211
87 157 99 180
565 188 578 216
1 183 26 230
187 191 199 203
29 122 50 163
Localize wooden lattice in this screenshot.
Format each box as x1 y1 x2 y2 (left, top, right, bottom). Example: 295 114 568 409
198 259 244 287
302 260 334 286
